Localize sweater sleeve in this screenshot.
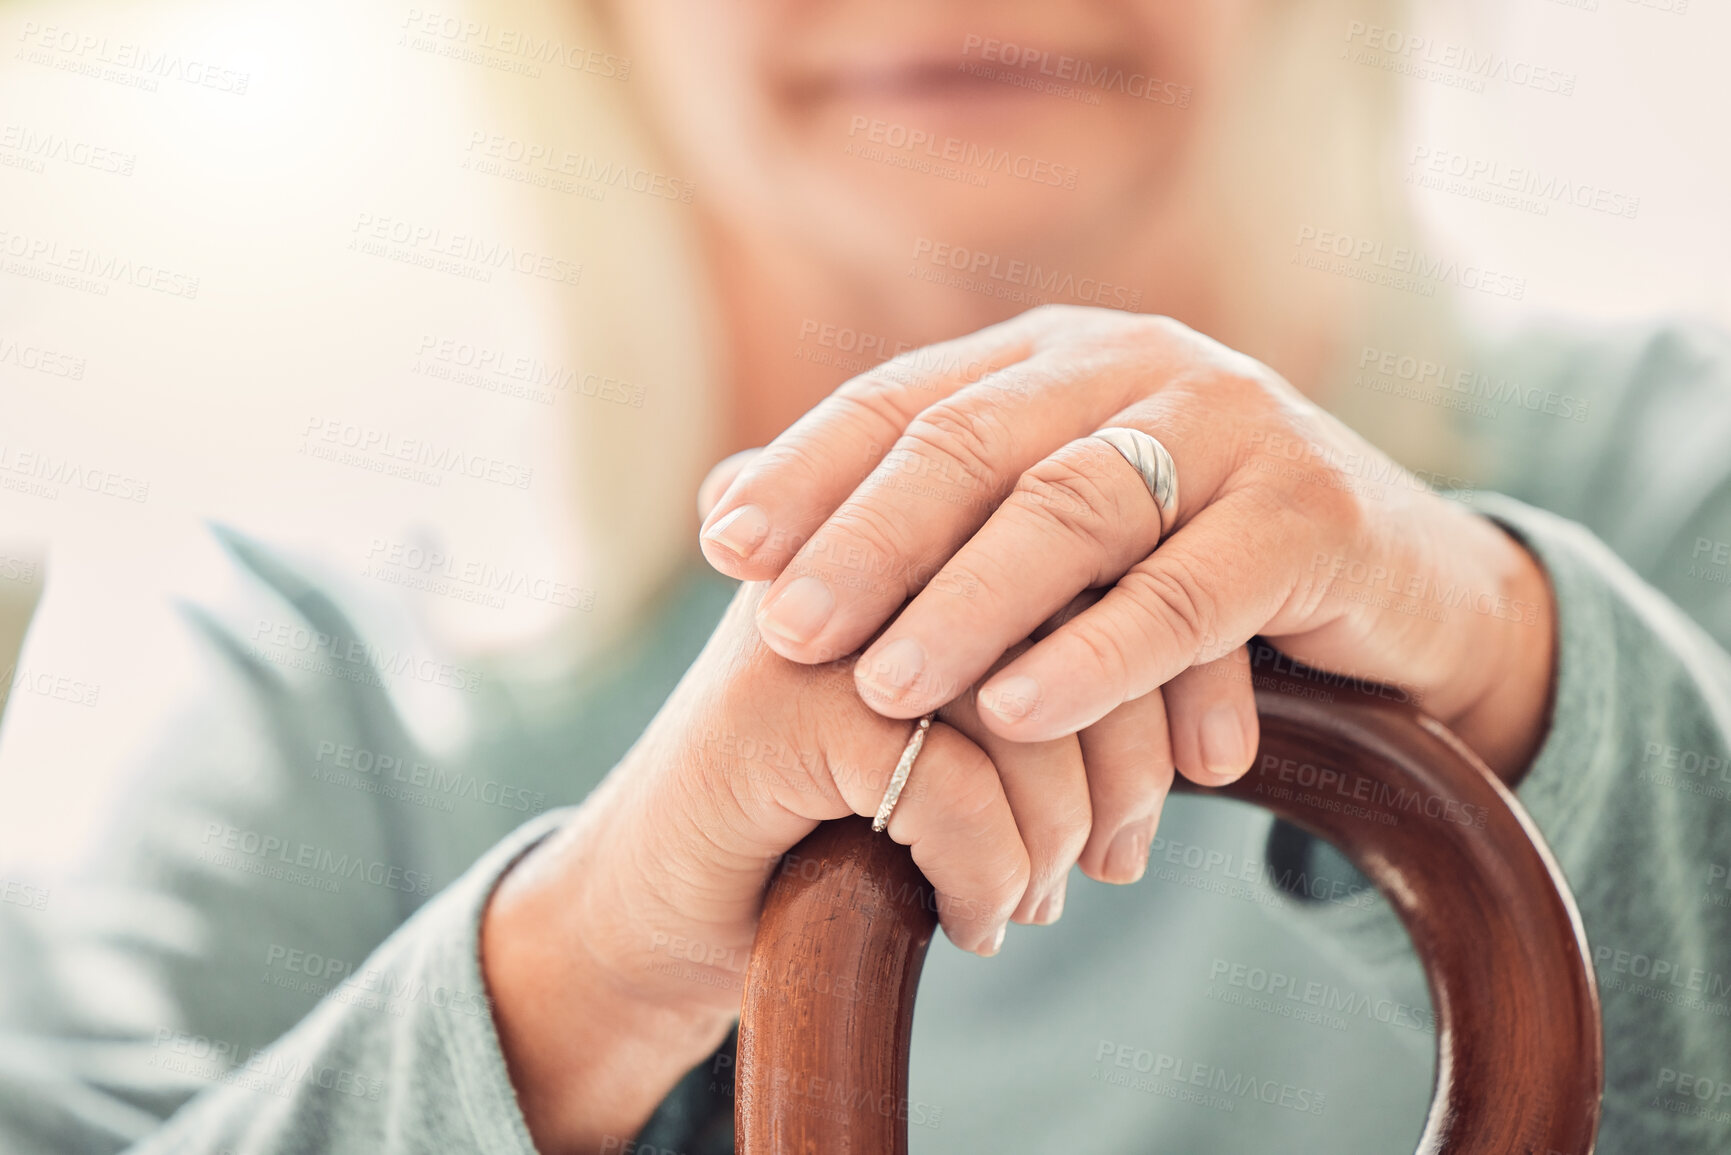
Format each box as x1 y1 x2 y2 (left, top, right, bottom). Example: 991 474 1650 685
0 523 575 1155
106 811 565 1155
1472 492 1731 1148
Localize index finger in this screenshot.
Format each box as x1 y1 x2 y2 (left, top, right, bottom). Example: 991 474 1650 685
697 320 1036 578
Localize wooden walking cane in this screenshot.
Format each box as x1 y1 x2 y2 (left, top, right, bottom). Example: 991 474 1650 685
734 655 1603 1154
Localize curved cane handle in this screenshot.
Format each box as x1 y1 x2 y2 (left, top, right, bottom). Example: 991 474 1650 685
736 663 1603 1154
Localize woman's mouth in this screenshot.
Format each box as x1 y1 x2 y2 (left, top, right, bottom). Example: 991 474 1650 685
781 55 1038 109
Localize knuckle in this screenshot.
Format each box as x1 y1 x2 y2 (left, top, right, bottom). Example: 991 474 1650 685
1107 764 1174 819
1021 809 1091 882
1118 559 1218 662
1146 312 1191 339
1010 457 1119 544
1060 618 1136 701
1293 478 1357 534
943 745 1006 827
897 403 1011 501
994 858 1033 912
1046 806 1093 865
1024 302 1080 327
824 388 920 456
814 502 912 598
1038 772 1095 849
975 845 1032 914
736 439 828 509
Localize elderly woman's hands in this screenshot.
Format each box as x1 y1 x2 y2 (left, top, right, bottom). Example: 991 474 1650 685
486 306 1557 1153
699 307 1557 869
482 580 1059 1153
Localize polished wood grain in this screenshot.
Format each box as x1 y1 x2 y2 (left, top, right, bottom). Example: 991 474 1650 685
736 815 939 1155
736 658 1603 1154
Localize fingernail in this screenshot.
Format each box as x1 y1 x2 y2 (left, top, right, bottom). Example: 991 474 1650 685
982 922 1007 957
1200 704 1251 779
857 637 925 702
980 675 1041 723
758 576 834 646
702 504 769 560
1033 874 1068 925
1104 818 1154 884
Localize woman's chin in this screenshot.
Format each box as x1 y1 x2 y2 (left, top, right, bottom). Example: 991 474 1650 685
801 180 1057 256
785 149 1125 268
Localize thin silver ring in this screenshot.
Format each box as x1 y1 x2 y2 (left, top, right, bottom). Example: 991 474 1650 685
1091 426 1179 540
872 713 935 833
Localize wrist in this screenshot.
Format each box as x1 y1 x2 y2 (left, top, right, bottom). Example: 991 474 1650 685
481 806 736 1155
1442 517 1558 784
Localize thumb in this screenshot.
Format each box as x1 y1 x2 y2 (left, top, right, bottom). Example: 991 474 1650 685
696 448 763 520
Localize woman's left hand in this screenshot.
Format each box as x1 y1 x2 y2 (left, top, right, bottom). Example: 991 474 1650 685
698 304 1554 829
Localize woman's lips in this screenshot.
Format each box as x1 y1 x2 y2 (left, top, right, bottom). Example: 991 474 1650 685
779 39 1145 112
782 56 1034 106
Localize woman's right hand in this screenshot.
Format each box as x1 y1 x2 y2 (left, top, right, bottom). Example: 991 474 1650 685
481 578 1137 1154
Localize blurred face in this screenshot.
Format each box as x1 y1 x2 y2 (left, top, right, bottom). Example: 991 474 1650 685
612 1 1254 319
